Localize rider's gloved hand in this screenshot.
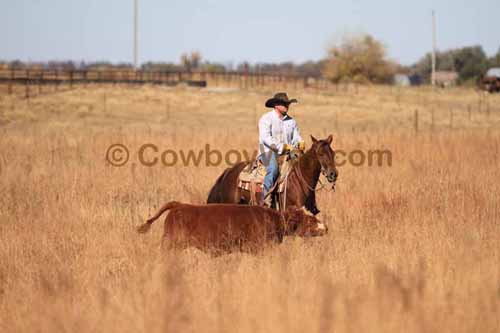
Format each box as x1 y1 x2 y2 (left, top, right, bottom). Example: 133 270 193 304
281 144 292 153
298 141 305 151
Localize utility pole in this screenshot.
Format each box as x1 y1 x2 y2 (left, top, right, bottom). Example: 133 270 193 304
431 10 437 86
134 0 139 69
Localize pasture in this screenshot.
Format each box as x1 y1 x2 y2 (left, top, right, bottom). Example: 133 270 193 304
0 84 499 332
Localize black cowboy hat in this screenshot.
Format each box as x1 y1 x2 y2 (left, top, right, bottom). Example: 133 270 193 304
265 92 298 108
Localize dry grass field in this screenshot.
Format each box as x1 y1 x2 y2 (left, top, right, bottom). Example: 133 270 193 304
0 84 499 332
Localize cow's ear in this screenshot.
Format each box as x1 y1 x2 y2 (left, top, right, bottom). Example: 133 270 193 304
310 135 318 144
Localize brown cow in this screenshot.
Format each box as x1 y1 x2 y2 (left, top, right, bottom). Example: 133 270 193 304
137 201 327 253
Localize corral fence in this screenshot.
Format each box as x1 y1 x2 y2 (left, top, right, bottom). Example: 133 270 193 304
0 68 341 99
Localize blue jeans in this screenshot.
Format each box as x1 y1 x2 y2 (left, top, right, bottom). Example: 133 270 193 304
263 151 279 196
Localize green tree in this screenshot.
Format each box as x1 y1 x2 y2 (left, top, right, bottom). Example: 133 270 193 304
412 51 455 83
452 46 488 82
322 34 395 83
489 47 500 68
412 45 488 83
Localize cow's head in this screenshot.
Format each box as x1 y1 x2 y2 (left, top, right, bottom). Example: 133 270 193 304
283 207 328 237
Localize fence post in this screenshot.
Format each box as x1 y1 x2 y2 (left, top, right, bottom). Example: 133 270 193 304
25 69 30 99
486 96 490 119
38 71 43 94
449 109 453 129
70 70 74 89
8 68 14 95
414 109 419 134
467 104 471 122
431 108 435 132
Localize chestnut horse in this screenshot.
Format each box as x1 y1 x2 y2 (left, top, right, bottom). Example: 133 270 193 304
207 135 338 215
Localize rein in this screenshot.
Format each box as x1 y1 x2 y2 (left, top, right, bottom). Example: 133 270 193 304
294 153 336 195
294 156 328 193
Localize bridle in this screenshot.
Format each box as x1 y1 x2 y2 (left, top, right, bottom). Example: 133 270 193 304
272 146 337 211
293 151 336 194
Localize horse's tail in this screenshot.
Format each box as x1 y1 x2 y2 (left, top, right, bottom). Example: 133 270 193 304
137 201 182 234
207 162 250 203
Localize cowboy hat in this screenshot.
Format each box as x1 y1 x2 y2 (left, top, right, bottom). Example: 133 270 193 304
265 92 298 108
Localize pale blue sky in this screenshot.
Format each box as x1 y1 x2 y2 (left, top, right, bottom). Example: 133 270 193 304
1 0 499 65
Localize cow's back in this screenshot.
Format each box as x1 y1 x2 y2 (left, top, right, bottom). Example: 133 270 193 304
163 204 283 252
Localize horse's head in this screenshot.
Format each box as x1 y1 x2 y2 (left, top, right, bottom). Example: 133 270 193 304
310 135 338 185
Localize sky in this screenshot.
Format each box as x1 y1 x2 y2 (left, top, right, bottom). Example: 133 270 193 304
1 0 499 66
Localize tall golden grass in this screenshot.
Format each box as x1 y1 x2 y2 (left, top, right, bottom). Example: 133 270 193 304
0 85 499 332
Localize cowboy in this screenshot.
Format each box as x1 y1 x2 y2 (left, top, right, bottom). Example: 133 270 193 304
258 92 305 207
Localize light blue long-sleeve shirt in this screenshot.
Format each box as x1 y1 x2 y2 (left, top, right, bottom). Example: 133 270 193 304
258 110 302 164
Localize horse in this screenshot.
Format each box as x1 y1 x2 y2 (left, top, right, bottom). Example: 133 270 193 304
207 135 338 215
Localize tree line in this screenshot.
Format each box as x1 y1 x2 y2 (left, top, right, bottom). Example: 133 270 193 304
1 37 499 85
0 51 325 78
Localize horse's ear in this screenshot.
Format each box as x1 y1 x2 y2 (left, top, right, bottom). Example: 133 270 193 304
326 134 333 145
310 135 318 144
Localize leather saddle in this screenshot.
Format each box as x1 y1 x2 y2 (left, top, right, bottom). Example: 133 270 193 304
237 155 295 196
